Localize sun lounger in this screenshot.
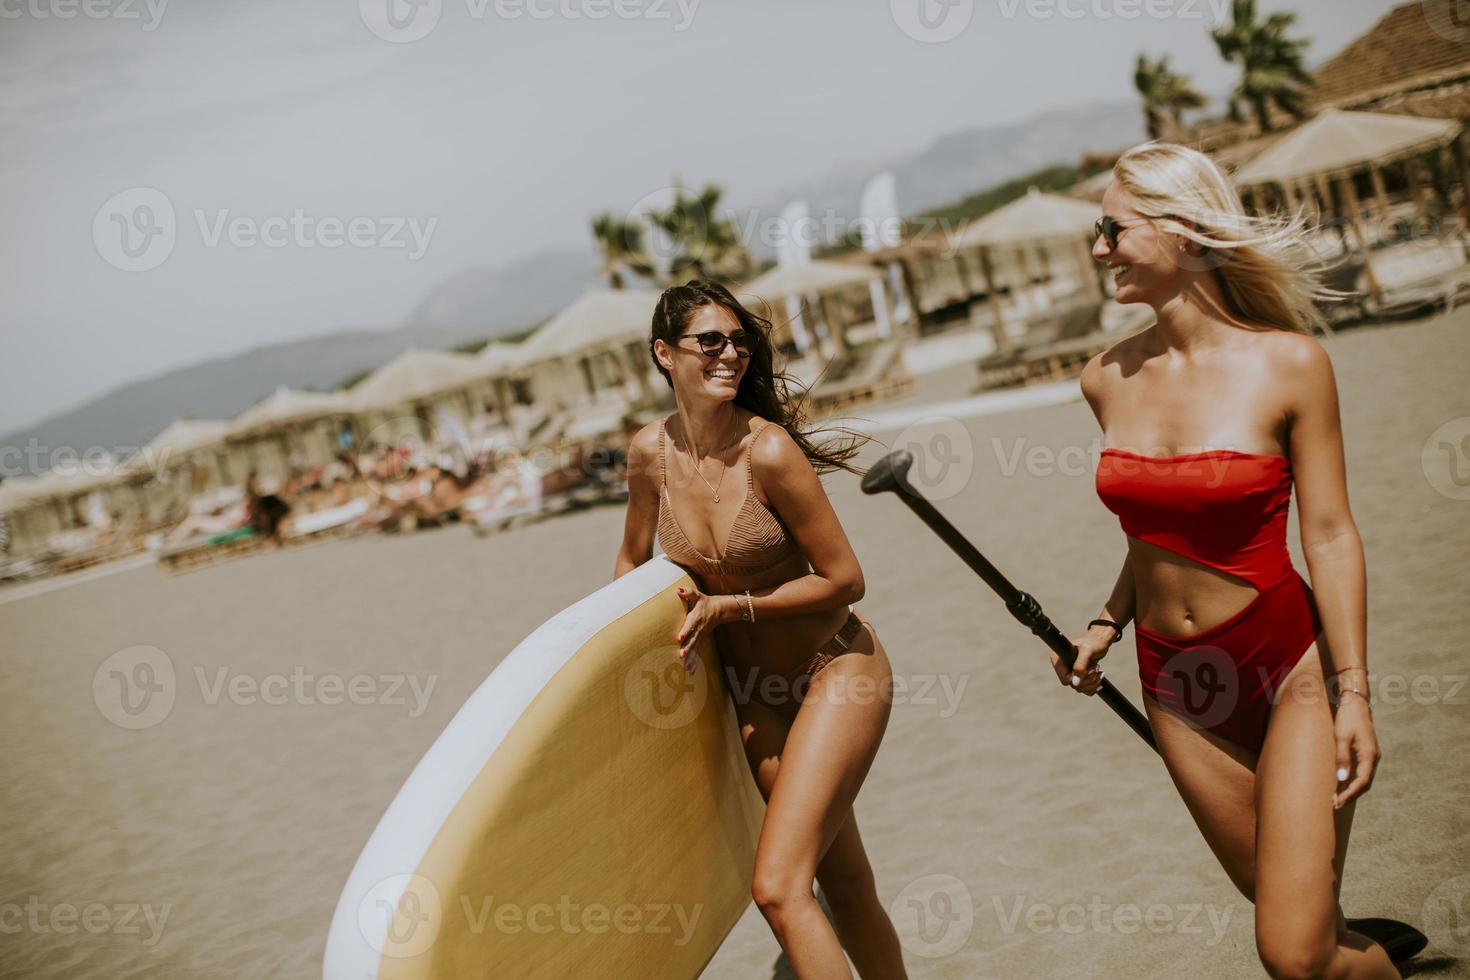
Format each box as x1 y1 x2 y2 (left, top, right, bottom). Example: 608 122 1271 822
156 526 269 574
809 341 914 413
283 497 372 543
976 300 1103 389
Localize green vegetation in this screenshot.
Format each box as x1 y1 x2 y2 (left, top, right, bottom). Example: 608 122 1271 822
1133 54 1206 139
1212 0 1313 133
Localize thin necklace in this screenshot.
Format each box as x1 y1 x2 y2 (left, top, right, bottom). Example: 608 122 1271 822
682 415 740 502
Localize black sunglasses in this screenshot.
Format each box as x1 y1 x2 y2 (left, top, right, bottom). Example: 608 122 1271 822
1093 215 1149 250
677 330 754 358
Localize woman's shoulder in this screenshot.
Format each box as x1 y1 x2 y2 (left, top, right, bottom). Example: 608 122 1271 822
1231 325 1331 382
625 419 667 477
747 414 801 477
1081 330 1148 404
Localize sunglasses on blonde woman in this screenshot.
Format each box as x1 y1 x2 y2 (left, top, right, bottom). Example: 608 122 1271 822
1093 215 1150 250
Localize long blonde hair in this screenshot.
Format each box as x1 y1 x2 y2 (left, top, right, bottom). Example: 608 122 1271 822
1111 141 1331 333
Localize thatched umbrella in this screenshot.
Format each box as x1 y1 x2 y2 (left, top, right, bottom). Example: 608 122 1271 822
1234 109 1465 299
949 188 1105 351
739 259 883 355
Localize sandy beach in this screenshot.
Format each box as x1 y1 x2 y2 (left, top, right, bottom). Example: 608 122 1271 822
2 310 1468 979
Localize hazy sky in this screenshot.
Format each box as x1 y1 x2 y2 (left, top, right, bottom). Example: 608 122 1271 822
3 0 1393 435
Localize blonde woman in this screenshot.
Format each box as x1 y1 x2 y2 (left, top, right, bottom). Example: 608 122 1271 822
1063 142 1397 978
614 281 908 979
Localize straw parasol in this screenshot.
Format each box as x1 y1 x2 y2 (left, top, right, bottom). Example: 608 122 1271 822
1233 109 1466 301
738 259 881 302
1233 109 1460 186
949 187 1101 249
737 260 884 355
944 188 1107 351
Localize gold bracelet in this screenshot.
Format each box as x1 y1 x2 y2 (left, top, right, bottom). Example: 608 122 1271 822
743 590 756 623
1338 688 1372 709
736 594 750 622
1330 665 1368 677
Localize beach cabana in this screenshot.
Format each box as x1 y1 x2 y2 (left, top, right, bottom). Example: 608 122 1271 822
120 418 233 482
948 188 1106 351
739 260 883 356
1233 109 1467 298
347 348 497 454
0 466 130 557
477 341 530 425
513 289 662 410
228 387 356 479
112 418 233 525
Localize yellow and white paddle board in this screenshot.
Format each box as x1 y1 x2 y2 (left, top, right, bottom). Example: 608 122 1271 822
323 556 764 979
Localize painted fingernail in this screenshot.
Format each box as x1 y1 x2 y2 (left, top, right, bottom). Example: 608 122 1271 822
1336 767 1349 782
1070 676 1081 688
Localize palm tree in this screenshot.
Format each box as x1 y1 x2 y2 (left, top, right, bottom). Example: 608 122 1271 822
1134 53 1206 140
1211 0 1313 134
590 212 654 289
650 183 751 284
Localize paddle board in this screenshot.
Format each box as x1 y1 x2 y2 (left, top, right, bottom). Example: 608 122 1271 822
323 556 764 978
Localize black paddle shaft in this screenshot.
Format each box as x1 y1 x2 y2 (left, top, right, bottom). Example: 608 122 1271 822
862 450 1158 752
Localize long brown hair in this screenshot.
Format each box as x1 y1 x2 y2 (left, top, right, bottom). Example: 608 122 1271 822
649 280 867 475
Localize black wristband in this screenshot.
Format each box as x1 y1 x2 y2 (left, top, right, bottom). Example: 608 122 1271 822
1088 619 1124 645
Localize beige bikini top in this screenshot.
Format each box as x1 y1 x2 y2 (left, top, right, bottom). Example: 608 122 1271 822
656 417 800 576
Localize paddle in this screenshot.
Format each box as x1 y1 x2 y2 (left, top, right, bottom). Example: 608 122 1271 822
858 447 1427 964
860 448 1157 750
